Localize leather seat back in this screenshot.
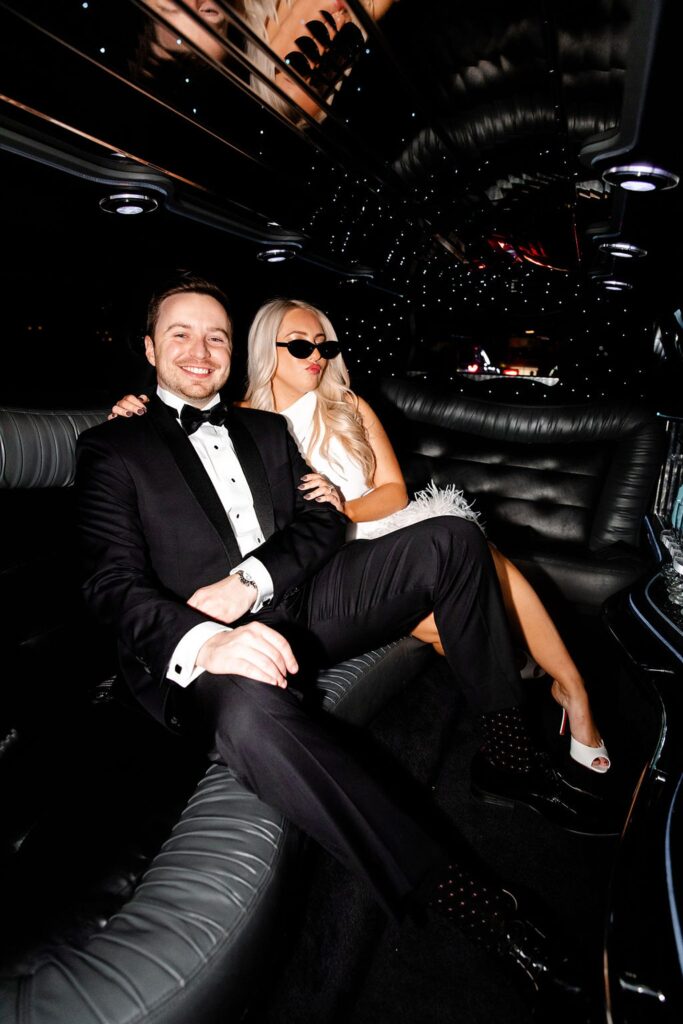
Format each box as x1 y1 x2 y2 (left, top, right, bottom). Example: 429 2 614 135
377 380 665 609
0 408 111 709
378 381 664 553
0 408 107 489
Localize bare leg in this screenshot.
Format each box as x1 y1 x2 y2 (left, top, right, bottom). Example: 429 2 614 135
411 613 444 655
411 545 608 768
488 548 607 765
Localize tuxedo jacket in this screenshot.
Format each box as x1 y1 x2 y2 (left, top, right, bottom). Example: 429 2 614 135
76 396 347 725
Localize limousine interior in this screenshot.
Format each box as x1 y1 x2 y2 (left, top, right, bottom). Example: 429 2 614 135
1 1 682 1022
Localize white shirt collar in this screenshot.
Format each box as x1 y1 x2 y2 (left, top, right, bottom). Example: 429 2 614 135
157 385 221 415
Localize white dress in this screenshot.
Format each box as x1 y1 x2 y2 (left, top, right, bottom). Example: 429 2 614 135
280 392 482 540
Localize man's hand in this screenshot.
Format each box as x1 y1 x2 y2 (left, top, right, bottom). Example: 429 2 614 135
197 622 298 687
188 574 258 625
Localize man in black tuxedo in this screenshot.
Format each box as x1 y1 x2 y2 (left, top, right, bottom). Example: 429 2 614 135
75 274 593 989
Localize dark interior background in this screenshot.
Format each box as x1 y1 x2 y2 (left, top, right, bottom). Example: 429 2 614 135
1 6 681 1022
1 0 682 410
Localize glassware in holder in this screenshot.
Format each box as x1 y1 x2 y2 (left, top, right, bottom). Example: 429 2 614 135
672 483 683 541
661 528 677 551
654 415 683 524
667 546 683 604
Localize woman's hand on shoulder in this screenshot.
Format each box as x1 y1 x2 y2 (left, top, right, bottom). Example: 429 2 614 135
108 394 150 420
298 473 345 513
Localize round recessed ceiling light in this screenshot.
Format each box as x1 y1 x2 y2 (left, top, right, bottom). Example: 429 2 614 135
256 248 296 263
99 192 158 215
602 164 679 192
598 241 647 259
602 279 633 292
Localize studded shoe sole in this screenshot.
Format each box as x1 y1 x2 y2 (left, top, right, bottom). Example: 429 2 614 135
470 750 622 837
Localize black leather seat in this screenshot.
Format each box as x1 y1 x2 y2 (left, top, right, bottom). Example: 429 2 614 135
0 385 665 1021
0 407 430 1024
378 379 665 612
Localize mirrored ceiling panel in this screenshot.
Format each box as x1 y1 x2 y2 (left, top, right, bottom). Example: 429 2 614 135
0 1 424 277
0 3 304 191
0 2 404 172
2 0 678 304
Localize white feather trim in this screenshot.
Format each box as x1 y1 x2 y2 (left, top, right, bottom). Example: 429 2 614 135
354 481 484 540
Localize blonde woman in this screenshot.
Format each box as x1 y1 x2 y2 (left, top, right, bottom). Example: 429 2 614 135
111 297 610 774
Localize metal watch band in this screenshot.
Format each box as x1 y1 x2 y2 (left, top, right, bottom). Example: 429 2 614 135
234 569 257 590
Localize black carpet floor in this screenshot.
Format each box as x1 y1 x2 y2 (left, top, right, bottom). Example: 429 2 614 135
248 635 649 1024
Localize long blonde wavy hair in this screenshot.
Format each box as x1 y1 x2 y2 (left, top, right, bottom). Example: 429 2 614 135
241 1 290 114
245 298 376 486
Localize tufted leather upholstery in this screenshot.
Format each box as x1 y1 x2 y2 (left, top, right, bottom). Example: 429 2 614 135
0 408 108 489
0 409 116 720
0 407 431 1024
378 380 665 609
0 643 428 1024
0 767 298 1024
317 640 430 721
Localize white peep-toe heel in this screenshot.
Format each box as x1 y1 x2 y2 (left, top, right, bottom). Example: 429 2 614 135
559 708 611 774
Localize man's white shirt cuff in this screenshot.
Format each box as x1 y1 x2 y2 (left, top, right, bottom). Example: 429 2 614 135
167 621 230 687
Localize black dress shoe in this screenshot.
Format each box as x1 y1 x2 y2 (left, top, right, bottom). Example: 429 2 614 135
470 749 622 836
498 914 597 1021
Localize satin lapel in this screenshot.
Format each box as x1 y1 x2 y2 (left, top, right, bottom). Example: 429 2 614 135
147 397 242 566
228 413 275 540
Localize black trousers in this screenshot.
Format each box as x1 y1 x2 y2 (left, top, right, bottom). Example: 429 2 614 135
188 518 524 917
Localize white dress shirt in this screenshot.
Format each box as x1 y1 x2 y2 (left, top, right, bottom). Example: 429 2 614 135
157 387 273 686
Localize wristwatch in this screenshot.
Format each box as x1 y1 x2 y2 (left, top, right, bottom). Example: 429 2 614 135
234 569 258 591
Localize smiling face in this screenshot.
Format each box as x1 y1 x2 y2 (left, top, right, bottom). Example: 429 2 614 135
144 291 232 406
272 306 329 410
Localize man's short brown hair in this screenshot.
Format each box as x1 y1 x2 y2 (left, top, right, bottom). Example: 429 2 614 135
146 271 232 341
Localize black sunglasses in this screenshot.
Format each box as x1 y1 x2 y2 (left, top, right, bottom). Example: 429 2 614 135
276 339 341 359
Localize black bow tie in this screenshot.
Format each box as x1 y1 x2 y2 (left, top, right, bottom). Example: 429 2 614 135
178 402 229 436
